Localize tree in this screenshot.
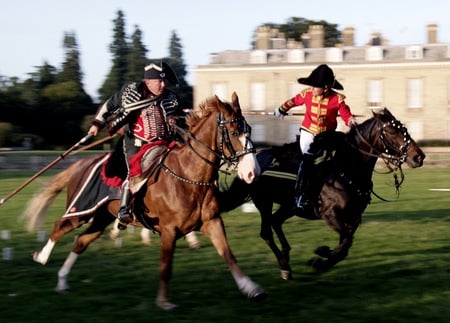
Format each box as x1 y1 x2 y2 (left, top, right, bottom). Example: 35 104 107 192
58 31 83 86
165 30 192 108
126 25 148 81
99 10 129 101
253 17 341 48
167 30 187 84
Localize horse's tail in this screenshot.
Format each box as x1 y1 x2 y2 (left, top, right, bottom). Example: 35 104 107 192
21 160 80 232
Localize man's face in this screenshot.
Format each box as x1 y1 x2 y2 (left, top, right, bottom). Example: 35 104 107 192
145 79 166 96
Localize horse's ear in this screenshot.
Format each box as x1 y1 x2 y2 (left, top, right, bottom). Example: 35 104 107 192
371 107 385 117
231 92 240 110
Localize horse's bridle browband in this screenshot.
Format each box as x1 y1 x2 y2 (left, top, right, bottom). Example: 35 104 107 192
161 112 256 186
217 114 256 165
354 117 411 169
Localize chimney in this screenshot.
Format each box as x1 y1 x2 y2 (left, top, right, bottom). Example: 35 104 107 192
308 25 324 48
427 23 438 43
370 32 382 46
255 26 271 50
342 26 355 46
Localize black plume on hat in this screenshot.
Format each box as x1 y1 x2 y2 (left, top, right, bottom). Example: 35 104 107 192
144 61 179 85
297 64 343 90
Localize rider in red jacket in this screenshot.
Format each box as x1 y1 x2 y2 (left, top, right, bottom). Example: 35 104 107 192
275 64 357 211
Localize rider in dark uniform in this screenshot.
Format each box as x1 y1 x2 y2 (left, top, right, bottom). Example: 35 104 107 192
88 61 186 228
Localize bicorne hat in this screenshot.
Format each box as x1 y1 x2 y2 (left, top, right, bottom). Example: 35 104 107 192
297 64 344 90
144 61 179 85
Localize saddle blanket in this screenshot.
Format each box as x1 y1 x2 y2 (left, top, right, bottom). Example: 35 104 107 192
65 154 121 217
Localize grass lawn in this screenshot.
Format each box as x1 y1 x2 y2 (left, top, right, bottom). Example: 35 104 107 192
0 167 449 322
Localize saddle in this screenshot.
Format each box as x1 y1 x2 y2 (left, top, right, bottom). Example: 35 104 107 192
127 140 175 194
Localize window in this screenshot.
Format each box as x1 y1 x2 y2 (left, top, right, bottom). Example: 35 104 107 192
367 80 383 108
250 82 266 111
211 83 227 100
365 46 383 61
288 123 300 142
405 46 423 59
407 121 424 141
249 50 267 64
407 79 423 109
287 49 304 63
288 82 299 98
448 79 450 108
326 47 343 62
250 124 266 143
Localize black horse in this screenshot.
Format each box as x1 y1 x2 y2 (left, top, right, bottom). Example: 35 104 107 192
219 108 425 280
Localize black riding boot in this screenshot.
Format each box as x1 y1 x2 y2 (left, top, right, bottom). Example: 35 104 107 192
118 181 133 229
294 154 313 210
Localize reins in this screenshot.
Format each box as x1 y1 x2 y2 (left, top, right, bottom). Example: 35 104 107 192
352 116 409 201
159 111 255 186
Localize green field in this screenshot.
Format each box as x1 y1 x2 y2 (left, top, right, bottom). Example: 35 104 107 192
0 167 449 322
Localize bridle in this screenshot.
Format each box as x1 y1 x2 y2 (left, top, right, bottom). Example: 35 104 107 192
161 112 256 186
354 115 412 170
354 113 412 199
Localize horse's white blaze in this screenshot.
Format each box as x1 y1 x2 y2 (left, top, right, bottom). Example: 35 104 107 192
237 135 260 184
32 239 56 265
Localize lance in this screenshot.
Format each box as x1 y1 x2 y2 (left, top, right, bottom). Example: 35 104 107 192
242 111 365 117
0 134 115 206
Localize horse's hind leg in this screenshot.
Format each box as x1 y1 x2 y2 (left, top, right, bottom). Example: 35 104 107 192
55 211 115 292
33 215 91 265
201 217 267 300
308 211 360 271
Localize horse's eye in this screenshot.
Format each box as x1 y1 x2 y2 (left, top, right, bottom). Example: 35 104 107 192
231 130 239 137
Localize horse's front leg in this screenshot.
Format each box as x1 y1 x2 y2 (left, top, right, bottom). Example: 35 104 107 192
259 206 292 280
270 207 294 280
33 215 90 265
155 228 177 311
201 217 267 300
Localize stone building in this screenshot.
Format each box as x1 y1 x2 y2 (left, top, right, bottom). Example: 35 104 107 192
193 24 450 145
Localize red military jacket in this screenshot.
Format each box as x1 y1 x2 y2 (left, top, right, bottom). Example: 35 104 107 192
279 88 354 135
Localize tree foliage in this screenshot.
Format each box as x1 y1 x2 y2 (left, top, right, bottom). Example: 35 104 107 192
126 25 148 81
98 10 129 102
58 31 83 85
254 16 341 48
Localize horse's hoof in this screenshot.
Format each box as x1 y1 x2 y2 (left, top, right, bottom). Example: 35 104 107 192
248 287 268 301
141 239 151 245
117 222 127 230
54 287 70 294
156 299 178 311
314 246 331 258
31 251 47 265
280 269 293 280
109 230 119 240
307 257 330 272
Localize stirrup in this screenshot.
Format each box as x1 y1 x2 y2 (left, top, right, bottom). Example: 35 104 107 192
294 195 309 210
117 208 133 230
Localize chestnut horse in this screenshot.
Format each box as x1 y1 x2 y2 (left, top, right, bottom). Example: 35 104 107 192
23 92 265 310
219 108 425 280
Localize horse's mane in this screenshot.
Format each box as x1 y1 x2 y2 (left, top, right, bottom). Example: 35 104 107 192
271 141 301 162
186 95 227 129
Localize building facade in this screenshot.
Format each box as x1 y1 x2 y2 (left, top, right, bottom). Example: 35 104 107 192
193 24 450 145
